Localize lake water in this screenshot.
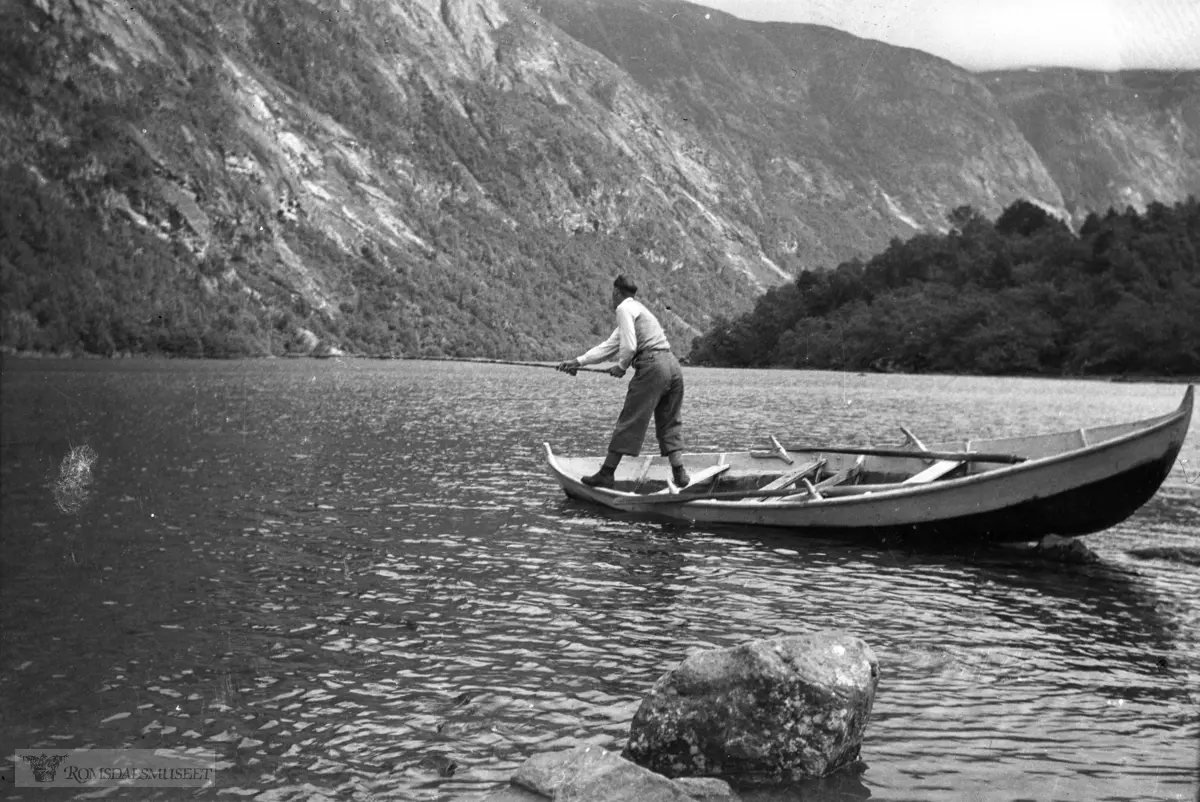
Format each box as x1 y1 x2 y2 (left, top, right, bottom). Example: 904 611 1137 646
1 358 1197 802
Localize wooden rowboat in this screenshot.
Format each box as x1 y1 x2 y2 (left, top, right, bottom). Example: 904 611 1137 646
544 386 1194 543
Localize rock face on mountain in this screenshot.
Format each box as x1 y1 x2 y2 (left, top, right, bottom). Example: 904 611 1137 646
536 0 1068 267
983 69 1200 225
0 0 1194 358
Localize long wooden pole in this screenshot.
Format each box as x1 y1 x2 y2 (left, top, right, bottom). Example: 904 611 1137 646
767 445 1026 464
610 486 817 506
404 358 1025 461
399 356 610 374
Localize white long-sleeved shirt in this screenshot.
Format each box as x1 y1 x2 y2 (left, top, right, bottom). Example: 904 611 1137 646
576 298 671 371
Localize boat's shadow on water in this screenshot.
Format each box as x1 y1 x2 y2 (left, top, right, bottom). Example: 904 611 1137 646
740 522 1180 648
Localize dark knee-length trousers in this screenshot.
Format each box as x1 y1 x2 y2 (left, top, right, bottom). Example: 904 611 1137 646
608 350 685 457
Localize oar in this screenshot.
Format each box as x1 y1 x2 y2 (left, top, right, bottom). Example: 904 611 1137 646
608 486 820 506
399 356 609 374
758 445 1026 464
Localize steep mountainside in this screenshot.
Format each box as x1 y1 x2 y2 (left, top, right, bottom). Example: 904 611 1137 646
982 69 1200 225
0 0 1193 359
535 0 1067 264
3 0 773 358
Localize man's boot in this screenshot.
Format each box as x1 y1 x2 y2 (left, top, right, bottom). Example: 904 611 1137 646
672 464 690 488
582 465 616 489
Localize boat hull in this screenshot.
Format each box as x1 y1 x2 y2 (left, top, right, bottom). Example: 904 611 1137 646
545 386 1193 544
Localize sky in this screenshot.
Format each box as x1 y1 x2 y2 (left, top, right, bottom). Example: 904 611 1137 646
690 0 1200 71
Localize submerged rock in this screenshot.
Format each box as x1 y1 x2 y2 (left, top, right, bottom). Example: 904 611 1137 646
623 631 878 786
504 744 737 802
674 776 740 801
482 783 547 802
1036 534 1100 564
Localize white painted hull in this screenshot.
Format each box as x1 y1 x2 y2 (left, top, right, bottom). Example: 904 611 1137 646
544 386 1193 543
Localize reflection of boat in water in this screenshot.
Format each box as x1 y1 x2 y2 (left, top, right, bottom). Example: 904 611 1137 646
546 386 1193 544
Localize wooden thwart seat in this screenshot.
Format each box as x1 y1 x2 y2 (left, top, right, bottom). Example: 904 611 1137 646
903 459 964 484
754 458 826 503
898 425 965 484
753 458 825 502
688 463 731 484
780 456 865 501
661 463 730 495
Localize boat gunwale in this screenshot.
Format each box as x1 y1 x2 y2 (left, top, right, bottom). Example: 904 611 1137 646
544 385 1194 509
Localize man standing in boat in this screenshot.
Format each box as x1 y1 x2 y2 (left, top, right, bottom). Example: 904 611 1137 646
556 275 690 489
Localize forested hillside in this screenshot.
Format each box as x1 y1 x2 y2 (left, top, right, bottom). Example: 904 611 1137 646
0 0 761 359
690 198 1200 377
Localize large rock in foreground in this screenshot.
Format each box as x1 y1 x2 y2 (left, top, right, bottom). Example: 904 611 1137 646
623 632 879 786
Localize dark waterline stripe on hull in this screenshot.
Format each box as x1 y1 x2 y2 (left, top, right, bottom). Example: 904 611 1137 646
871 447 1183 544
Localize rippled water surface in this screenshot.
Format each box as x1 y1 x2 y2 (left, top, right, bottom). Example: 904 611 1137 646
2 359 1198 801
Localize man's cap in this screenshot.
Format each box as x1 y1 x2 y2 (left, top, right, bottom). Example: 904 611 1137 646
613 274 638 294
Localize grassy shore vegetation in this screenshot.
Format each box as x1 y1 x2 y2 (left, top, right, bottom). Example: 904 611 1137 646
690 198 1200 377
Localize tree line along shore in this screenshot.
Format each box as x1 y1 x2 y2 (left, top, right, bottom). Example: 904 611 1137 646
689 198 1200 378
